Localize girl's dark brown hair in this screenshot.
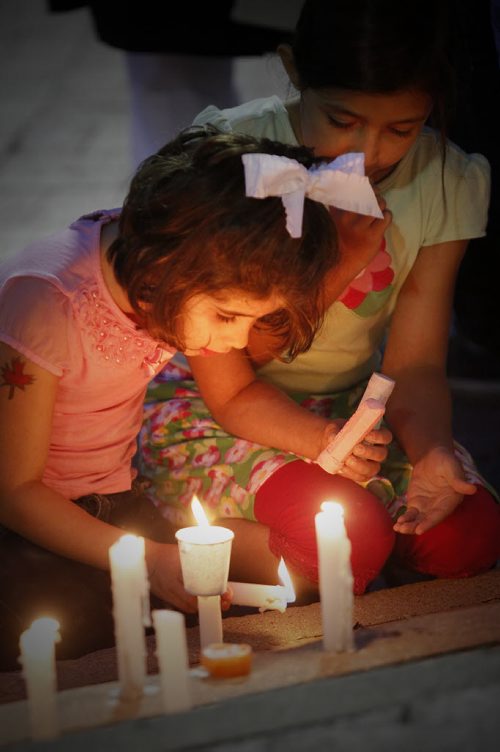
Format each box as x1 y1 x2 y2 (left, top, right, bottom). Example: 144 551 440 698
292 0 458 150
107 126 338 359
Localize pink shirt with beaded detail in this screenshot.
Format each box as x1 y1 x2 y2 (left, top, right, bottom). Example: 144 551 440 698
0 210 175 498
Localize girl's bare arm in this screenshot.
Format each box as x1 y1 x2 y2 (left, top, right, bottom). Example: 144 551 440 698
0 342 196 611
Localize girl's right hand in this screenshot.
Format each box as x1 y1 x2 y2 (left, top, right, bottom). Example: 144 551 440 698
146 541 198 613
146 541 233 614
320 420 392 483
329 194 392 276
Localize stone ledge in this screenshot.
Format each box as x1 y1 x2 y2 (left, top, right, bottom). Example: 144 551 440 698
1 571 499 749
2 646 500 751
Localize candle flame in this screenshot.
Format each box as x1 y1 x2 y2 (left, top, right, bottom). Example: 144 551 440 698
320 500 344 519
278 558 296 603
191 495 210 526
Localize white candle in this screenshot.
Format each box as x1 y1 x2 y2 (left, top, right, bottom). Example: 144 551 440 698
228 582 287 612
176 497 234 650
360 372 395 405
197 595 224 649
152 610 192 713
109 534 149 699
228 557 296 613
316 398 385 474
315 502 354 652
19 617 61 740
360 371 395 429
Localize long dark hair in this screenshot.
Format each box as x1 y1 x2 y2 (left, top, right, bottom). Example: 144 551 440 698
108 126 338 359
291 0 458 138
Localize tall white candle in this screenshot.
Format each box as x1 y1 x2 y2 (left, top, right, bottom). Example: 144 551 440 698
19 617 61 740
109 534 149 699
315 502 354 652
152 610 192 714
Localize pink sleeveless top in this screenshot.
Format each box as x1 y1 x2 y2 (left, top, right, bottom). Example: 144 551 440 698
0 210 175 497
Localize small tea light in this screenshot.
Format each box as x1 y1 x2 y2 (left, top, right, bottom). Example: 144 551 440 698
201 643 252 678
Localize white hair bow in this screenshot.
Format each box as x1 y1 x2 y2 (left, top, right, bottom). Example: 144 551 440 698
242 152 383 238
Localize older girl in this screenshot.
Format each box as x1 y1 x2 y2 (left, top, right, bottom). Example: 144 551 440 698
140 0 500 598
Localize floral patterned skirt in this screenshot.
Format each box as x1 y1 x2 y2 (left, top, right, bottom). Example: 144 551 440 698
138 355 492 527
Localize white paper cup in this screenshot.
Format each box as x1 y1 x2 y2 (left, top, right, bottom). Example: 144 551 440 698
175 526 234 596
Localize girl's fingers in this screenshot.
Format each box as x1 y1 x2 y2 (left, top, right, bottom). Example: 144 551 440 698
341 454 381 481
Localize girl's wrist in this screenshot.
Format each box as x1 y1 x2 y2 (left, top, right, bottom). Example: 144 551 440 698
412 442 455 466
316 420 342 457
145 538 162 581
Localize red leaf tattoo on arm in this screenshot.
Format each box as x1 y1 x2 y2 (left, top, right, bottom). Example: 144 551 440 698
1 357 35 399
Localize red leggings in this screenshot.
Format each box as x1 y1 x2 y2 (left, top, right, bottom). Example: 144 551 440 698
254 460 500 594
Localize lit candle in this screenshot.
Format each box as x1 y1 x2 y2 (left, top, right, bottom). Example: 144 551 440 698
152 609 192 713
175 497 234 650
19 617 61 740
315 501 354 652
228 558 296 613
201 643 252 678
109 533 150 699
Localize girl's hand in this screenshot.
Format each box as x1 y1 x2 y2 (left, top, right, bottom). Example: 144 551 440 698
147 541 198 613
147 541 233 613
320 421 393 482
393 446 477 536
330 194 392 276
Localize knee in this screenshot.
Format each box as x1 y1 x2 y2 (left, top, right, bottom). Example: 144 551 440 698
394 487 500 578
255 461 395 594
339 478 396 593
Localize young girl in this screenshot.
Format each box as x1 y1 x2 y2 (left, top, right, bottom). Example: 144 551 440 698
139 0 500 597
0 127 342 669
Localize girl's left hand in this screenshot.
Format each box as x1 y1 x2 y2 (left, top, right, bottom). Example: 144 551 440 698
393 446 477 535
321 421 392 482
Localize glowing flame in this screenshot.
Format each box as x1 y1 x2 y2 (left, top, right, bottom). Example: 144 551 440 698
320 500 344 519
278 557 296 603
191 495 210 527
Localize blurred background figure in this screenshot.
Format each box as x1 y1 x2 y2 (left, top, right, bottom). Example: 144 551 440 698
48 1 302 167
447 0 500 382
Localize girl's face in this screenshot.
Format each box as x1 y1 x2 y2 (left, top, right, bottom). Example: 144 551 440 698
296 87 432 183
180 290 284 356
